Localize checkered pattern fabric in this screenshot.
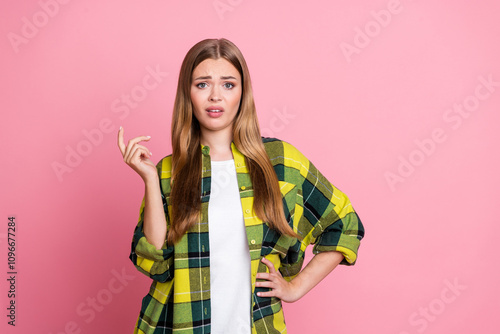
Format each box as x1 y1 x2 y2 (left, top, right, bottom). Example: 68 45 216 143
130 138 365 333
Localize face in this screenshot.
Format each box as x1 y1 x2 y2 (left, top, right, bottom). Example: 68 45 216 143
190 58 242 138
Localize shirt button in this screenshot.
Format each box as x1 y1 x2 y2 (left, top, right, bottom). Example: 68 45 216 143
241 186 246 190
245 209 250 214
251 239 256 244
237 162 241 167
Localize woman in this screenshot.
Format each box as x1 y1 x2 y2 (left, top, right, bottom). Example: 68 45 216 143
118 38 364 334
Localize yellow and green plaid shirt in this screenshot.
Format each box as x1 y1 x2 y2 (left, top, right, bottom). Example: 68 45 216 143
130 138 365 334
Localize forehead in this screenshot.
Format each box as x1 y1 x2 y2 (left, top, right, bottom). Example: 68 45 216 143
192 58 241 80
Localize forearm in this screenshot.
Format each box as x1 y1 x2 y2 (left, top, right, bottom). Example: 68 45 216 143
290 251 344 301
142 176 167 249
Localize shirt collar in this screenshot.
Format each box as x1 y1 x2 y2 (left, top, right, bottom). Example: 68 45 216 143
200 142 238 156
200 142 246 171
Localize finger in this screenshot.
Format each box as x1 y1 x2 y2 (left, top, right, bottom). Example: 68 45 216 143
124 136 152 160
255 273 270 280
257 290 277 298
261 258 276 274
128 135 151 147
124 143 152 163
125 145 152 164
131 144 153 159
117 126 126 155
255 281 275 288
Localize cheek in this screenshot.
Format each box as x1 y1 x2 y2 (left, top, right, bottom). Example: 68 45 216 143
189 90 195 105
229 90 242 109
190 91 203 110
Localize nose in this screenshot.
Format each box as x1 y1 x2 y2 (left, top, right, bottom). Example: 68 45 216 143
209 86 222 102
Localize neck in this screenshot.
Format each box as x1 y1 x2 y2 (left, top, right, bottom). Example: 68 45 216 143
200 128 234 161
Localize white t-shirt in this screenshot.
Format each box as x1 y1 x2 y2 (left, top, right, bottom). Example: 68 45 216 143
208 159 251 334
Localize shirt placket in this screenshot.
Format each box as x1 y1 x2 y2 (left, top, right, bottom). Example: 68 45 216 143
200 145 212 330
230 142 260 329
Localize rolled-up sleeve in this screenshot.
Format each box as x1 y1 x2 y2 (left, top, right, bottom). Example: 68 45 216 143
286 142 364 265
311 188 364 265
129 161 174 282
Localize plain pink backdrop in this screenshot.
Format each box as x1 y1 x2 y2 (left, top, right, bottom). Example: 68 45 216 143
1 0 499 333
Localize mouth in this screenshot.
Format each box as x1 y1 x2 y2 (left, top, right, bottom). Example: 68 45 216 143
206 106 225 118
206 106 224 113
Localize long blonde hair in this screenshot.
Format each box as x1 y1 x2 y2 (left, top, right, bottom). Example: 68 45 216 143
169 38 298 245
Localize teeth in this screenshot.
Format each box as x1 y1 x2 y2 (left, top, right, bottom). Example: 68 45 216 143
209 110 221 112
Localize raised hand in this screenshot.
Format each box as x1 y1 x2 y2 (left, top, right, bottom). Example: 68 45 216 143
117 126 157 182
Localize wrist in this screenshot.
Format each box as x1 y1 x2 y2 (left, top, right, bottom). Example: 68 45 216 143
288 277 306 302
143 173 160 187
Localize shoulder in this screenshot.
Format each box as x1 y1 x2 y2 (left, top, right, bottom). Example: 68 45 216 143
262 137 309 164
261 137 311 177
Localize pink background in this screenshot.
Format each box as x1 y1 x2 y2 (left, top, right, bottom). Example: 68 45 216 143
1 0 499 333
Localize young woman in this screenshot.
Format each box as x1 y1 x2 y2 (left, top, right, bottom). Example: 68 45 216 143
118 38 364 334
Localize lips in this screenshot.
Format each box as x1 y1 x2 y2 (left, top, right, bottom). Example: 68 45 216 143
206 106 224 113
206 106 225 118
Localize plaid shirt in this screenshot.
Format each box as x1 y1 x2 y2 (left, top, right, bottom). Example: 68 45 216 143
130 138 365 334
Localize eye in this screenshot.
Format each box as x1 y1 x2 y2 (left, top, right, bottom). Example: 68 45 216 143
196 82 208 89
224 82 235 89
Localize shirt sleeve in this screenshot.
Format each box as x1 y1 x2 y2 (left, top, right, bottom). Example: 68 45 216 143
309 184 364 265
129 160 175 282
285 142 365 265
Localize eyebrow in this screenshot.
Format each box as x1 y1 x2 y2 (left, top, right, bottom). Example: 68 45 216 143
193 75 238 81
